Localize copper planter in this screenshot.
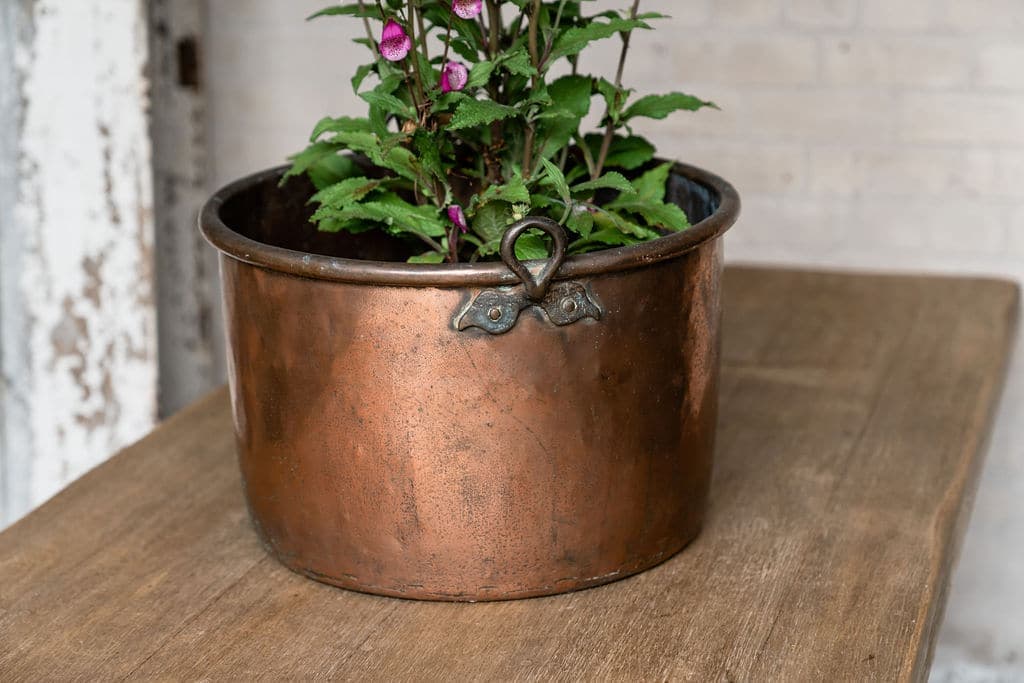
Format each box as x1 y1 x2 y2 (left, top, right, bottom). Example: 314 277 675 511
200 162 739 601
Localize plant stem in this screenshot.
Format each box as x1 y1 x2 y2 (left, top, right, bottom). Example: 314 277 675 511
522 0 542 179
577 133 597 178
415 1 430 62
405 3 428 121
400 58 422 116
414 231 445 254
477 13 489 52
593 0 640 180
447 228 460 263
486 0 501 57
527 0 541 70
440 9 454 70
485 0 505 184
540 0 568 65
509 12 526 43
356 0 378 56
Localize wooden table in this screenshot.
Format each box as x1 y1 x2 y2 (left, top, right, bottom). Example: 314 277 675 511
0 267 1018 682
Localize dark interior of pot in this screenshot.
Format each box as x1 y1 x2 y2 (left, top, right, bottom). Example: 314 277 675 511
218 164 722 263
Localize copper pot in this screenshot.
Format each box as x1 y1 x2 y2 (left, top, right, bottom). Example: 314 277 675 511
200 162 739 601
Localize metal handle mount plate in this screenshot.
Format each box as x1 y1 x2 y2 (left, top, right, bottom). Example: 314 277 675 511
454 217 603 335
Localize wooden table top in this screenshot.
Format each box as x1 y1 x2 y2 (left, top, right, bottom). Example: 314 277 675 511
0 267 1018 682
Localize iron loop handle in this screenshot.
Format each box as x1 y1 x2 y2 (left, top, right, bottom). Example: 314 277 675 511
500 216 568 302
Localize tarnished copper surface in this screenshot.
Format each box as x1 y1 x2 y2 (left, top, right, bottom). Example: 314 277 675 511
202 163 739 601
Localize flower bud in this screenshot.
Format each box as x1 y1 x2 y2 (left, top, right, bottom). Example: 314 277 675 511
441 62 469 93
452 0 483 20
379 19 412 62
447 205 469 233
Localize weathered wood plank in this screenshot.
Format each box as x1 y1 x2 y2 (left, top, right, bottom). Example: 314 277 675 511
0 0 157 526
0 0 34 525
148 0 226 418
0 268 1016 681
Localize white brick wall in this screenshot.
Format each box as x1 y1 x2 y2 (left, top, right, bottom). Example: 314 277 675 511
608 0 1024 283
204 1 1024 680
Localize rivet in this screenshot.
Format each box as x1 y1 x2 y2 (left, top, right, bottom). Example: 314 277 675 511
561 298 578 314
488 307 503 321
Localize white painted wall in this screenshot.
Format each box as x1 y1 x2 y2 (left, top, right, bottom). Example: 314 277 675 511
0 0 157 523
202 1 1022 679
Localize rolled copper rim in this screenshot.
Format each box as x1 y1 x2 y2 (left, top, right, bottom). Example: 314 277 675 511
199 161 741 287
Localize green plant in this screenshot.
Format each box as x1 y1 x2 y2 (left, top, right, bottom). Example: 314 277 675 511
286 0 715 263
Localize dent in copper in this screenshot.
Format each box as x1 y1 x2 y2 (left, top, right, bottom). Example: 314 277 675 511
205 165 737 602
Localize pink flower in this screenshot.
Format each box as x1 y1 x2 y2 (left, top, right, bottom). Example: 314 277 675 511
452 0 483 20
448 205 468 233
379 19 412 62
441 61 469 93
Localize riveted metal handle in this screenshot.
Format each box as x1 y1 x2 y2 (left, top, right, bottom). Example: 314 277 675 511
455 217 601 335
500 217 568 302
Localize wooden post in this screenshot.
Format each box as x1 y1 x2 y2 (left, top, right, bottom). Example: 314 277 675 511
149 0 226 418
0 0 158 525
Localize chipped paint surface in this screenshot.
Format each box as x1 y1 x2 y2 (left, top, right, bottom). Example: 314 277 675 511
149 0 226 417
4 0 156 521
0 0 34 524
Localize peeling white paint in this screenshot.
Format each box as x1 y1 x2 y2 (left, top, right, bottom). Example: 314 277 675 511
0 0 33 524
9 0 156 517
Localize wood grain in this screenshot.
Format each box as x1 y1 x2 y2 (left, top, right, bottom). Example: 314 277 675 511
0 267 1017 682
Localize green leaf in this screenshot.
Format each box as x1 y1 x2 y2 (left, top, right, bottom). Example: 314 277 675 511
432 90 470 112
311 193 446 237
610 200 690 231
547 75 593 118
569 227 641 254
571 172 635 195
525 83 554 110
514 231 549 260
473 174 531 209
539 158 571 206
447 98 519 131
623 92 717 121
448 36 480 62
309 177 382 208
351 63 375 93
466 60 496 89
318 217 378 234
585 134 656 170
606 164 691 232
408 251 446 264
368 103 389 137
499 48 536 78
378 145 427 187
566 205 595 239
283 141 344 181
594 78 632 123
548 18 650 62
310 116 373 142
471 201 515 250
413 130 445 184
315 124 381 154
536 77 589 158
631 163 672 202
359 90 415 119
422 6 485 56
636 12 671 21
307 4 382 20
306 154 361 191
594 209 660 240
